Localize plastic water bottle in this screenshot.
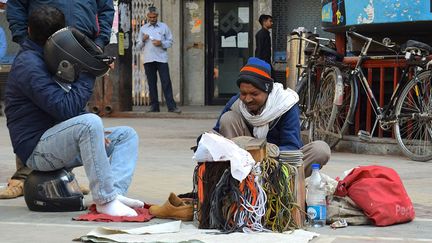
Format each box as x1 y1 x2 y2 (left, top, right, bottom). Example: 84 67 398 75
306 163 327 227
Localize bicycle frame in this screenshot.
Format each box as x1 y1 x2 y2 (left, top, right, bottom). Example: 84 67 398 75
289 35 338 112
290 36 323 118
347 31 417 131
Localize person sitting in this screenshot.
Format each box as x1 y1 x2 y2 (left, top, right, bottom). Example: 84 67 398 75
4 6 142 216
213 57 330 177
1 0 114 200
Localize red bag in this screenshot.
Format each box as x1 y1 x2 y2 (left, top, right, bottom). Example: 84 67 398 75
334 165 415 226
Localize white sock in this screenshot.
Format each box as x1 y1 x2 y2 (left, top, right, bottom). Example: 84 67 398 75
96 198 138 217
117 195 144 208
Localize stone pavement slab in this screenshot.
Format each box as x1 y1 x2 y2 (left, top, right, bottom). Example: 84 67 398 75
0 117 431 243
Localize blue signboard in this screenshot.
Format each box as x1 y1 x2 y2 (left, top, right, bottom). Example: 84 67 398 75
322 0 432 27
345 0 432 25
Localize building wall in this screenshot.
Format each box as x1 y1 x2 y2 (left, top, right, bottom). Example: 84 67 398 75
183 0 205 105
2 0 328 107
134 0 278 106
272 0 332 54
181 0 271 105
161 0 182 104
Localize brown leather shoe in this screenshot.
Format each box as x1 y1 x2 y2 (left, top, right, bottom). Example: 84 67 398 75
149 192 193 221
0 179 24 199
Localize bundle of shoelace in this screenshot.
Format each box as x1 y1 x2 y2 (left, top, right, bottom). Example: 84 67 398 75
193 162 230 229
208 167 267 233
236 164 268 232
261 156 301 232
192 158 301 233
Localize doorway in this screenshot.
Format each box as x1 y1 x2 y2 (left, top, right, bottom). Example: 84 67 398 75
205 0 253 105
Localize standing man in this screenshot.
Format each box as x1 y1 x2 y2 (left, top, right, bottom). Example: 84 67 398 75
255 14 274 77
136 6 181 113
0 0 114 199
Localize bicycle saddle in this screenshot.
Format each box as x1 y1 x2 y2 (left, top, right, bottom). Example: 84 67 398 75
403 40 432 55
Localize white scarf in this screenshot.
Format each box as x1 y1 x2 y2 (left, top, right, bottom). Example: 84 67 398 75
239 83 299 139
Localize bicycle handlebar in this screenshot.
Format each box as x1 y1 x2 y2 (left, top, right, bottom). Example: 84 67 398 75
347 30 397 49
316 36 336 43
288 36 336 52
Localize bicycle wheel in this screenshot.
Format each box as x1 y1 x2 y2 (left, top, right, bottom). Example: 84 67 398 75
310 68 355 148
295 73 317 132
394 70 432 162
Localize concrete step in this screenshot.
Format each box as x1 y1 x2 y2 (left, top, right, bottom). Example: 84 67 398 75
107 105 223 119
335 135 403 156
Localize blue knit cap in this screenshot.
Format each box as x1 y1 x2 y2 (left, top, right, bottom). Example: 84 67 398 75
237 57 274 93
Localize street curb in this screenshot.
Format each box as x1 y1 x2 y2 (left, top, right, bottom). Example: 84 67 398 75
334 135 403 156
107 111 220 119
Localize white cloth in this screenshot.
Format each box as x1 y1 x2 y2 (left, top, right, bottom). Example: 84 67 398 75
239 83 299 139
192 132 256 181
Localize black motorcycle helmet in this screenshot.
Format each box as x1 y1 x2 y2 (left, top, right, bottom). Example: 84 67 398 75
44 27 112 83
24 169 86 212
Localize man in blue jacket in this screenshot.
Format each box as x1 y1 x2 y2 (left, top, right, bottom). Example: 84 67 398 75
214 57 330 177
1 0 114 199
6 0 114 49
4 6 142 216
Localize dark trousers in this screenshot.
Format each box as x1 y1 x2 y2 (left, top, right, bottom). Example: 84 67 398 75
144 62 177 111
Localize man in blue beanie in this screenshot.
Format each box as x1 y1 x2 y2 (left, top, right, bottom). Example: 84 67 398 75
214 57 330 177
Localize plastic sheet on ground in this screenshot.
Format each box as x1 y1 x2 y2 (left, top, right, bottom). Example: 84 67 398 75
76 221 319 243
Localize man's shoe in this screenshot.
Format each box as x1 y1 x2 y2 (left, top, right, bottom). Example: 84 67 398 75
149 192 193 221
0 179 24 199
168 107 182 114
146 107 160 113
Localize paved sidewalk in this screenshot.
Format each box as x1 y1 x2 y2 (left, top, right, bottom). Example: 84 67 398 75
0 116 431 243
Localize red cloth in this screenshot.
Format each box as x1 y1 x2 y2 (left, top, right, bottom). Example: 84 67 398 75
73 204 154 222
334 165 415 226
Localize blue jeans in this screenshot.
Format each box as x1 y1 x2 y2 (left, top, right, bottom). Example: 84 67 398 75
144 61 177 110
26 114 139 204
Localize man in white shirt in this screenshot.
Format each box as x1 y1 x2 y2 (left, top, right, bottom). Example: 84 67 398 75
136 6 180 113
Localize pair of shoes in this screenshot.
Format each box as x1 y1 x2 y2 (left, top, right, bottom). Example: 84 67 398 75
0 179 24 199
146 107 160 112
149 192 193 221
168 107 181 114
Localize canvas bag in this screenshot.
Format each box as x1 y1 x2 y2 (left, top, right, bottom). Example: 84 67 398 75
334 165 415 226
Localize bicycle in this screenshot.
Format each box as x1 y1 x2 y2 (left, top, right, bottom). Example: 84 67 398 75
314 30 432 161
290 32 348 148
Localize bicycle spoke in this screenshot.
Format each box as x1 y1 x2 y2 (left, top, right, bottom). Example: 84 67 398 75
310 69 353 148
395 70 432 161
